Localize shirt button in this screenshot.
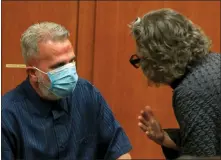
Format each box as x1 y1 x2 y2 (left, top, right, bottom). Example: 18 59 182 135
60 145 64 148
83 139 88 144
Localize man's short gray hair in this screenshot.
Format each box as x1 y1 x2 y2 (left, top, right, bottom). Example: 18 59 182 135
20 22 70 64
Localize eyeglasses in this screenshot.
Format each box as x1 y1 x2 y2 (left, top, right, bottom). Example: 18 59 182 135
129 54 141 68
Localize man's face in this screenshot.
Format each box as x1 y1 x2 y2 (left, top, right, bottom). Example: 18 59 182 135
37 39 75 73
28 39 76 99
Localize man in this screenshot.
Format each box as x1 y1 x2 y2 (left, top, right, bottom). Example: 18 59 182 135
2 22 132 160
129 8 221 159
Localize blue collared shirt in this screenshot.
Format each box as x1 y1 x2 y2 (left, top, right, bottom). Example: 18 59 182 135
2 78 132 160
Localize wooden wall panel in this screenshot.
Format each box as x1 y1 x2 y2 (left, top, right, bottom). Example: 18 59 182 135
93 1 220 159
163 1 220 52
94 1 170 158
2 1 78 95
76 1 96 82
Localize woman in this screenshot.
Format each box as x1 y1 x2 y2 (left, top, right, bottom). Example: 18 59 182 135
129 8 220 159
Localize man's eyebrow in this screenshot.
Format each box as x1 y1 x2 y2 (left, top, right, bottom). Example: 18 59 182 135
49 56 76 69
49 61 66 69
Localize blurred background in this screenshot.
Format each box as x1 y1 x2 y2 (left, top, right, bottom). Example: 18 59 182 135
2 1 220 159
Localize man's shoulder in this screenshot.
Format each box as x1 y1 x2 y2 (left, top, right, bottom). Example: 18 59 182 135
74 78 100 95
2 81 26 112
2 90 22 129
70 78 100 104
69 78 103 121
76 78 93 87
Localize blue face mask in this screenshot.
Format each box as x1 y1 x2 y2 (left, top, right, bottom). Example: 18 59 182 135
34 63 78 98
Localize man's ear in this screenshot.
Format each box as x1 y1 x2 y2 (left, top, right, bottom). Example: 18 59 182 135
26 66 38 82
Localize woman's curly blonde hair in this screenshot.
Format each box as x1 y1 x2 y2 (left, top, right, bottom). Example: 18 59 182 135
129 8 211 85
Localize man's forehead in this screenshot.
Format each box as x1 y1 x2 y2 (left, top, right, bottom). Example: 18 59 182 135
39 40 73 51
38 40 73 58
30 40 75 69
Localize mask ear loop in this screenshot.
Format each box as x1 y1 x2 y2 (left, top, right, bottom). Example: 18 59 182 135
27 66 60 98
32 67 47 75
31 66 52 90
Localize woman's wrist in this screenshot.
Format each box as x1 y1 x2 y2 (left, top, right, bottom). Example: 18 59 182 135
162 131 180 150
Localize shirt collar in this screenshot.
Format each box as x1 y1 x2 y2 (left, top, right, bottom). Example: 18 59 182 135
170 67 191 89
22 77 68 117
170 76 185 89
170 53 212 89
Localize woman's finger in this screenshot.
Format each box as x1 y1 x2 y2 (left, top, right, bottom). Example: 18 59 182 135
144 106 154 120
150 119 162 133
138 115 149 126
138 122 148 132
140 110 148 120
